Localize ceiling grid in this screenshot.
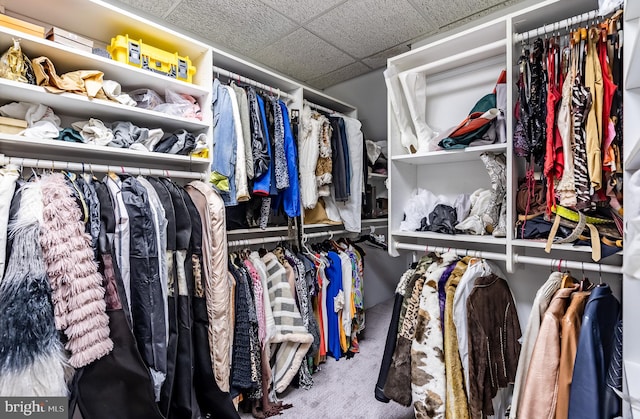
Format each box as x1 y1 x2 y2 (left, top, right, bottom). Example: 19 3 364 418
112 0 527 89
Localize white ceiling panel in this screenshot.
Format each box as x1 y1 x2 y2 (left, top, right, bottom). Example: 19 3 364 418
307 62 371 89
304 0 435 59
252 28 355 82
105 0 528 89
116 0 177 18
165 0 298 56
258 0 347 24
409 0 507 27
362 44 412 69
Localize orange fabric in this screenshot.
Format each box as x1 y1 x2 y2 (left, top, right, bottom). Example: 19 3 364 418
556 291 591 419
338 312 348 352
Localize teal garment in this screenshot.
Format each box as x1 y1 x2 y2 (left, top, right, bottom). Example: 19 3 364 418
56 128 83 142
439 93 497 149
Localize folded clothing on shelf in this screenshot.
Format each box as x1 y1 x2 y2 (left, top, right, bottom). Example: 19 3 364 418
129 88 202 120
0 100 207 156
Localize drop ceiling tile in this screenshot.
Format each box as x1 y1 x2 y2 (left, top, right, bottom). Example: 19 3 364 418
362 44 412 69
112 0 176 18
307 62 370 89
305 0 433 59
259 0 345 24
166 0 298 56
410 0 518 28
252 28 355 82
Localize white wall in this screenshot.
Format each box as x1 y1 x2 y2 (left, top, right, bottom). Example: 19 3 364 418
325 69 387 141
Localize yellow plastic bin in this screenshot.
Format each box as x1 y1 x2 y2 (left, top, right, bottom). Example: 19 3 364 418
107 34 196 83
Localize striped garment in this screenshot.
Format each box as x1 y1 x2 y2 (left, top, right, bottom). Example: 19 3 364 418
572 77 593 210
262 252 313 394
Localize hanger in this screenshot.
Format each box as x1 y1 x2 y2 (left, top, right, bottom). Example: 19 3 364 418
561 260 577 288
578 262 593 291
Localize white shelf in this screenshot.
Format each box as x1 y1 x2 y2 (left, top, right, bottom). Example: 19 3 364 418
0 78 209 133
403 39 506 77
0 26 209 99
391 143 507 165
390 18 506 72
392 230 507 245
0 133 210 170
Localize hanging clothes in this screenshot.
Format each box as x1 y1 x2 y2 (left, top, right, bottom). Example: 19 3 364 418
556 289 592 419
72 183 164 419
261 252 313 393
443 257 471 419
0 164 19 281
185 181 232 392
0 183 67 397
384 255 432 406
211 79 237 204
466 273 521 419
519 285 578 419
568 284 620 419
510 271 563 419
411 252 458 419
277 101 301 218
40 173 113 368
299 105 321 209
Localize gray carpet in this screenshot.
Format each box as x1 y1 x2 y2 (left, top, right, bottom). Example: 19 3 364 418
239 298 415 418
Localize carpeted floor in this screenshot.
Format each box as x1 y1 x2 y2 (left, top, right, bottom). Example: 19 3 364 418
239 298 414 418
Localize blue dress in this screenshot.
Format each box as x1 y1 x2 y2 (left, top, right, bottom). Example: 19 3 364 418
325 251 344 360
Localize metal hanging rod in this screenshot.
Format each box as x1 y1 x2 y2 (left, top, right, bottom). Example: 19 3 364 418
0 154 206 180
213 65 294 100
394 242 508 261
393 241 622 275
515 9 601 43
303 99 344 116
513 254 622 275
228 234 294 248
303 229 352 240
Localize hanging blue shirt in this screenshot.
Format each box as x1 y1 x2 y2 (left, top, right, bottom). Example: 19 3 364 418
325 251 344 360
277 100 300 217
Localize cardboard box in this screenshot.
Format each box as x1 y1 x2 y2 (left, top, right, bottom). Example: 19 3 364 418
46 27 93 53
0 116 27 135
0 14 45 38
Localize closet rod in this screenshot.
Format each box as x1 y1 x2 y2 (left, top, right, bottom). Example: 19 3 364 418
513 254 622 275
303 99 343 116
0 154 206 180
394 242 508 261
213 65 294 100
515 9 599 43
228 234 294 248
303 229 352 240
